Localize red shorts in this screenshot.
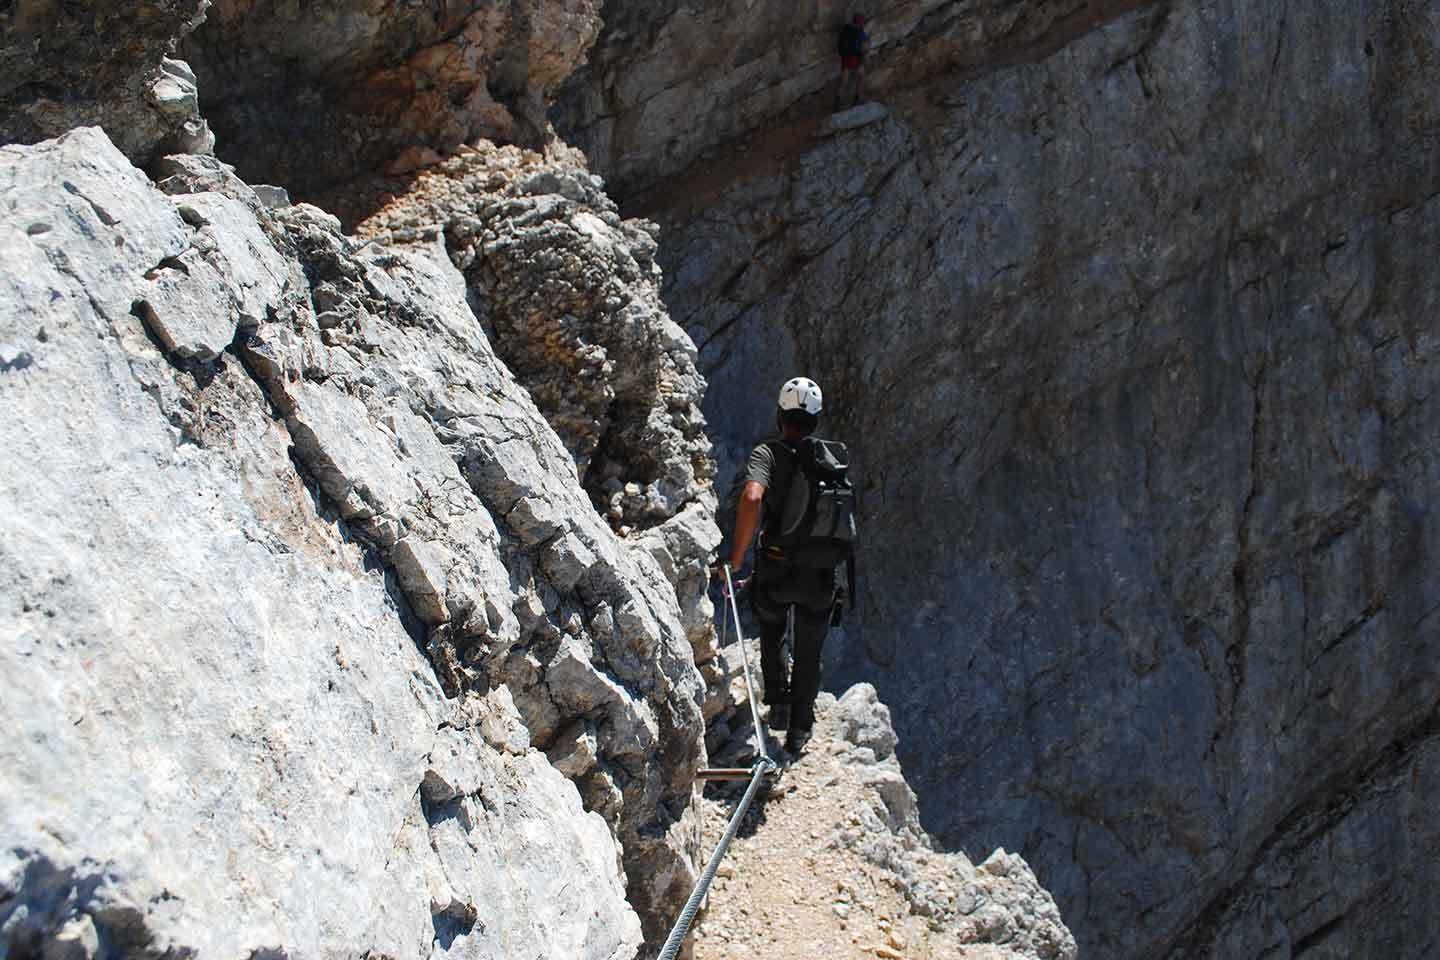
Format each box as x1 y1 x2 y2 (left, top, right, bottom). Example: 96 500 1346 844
840 55 862 71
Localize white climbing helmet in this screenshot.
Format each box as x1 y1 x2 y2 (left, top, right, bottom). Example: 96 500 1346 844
777 377 823 415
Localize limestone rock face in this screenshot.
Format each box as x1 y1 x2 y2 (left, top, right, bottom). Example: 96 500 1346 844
180 0 602 195
247 194 709 948
0 2 213 164
577 2 1440 958
0 125 710 959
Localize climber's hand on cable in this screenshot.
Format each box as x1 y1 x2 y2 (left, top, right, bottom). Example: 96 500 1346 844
709 562 748 598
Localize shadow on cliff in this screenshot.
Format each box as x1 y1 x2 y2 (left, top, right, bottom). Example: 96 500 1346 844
0 855 161 958
620 96 836 224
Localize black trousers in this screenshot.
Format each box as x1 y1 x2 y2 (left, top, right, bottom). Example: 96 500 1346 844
750 561 836 733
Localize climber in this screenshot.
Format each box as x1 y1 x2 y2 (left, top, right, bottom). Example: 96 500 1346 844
835 13 870 110
717 377 857 757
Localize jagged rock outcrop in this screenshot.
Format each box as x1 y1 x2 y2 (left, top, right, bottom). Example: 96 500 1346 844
560 1 1440 958
0 1 214 164
696 683 1077 959
350 143 714 536
0 123 713 957
830 685 1075 959
328 141 726 792
179 0 602 195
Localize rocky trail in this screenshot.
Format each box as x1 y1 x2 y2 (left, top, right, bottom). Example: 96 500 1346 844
691 683 1075 960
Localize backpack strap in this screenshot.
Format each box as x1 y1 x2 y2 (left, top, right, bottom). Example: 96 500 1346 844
757 438 798 543
753 440 786 573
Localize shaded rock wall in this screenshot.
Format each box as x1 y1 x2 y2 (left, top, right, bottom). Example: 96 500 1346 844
554 0 1150 199
565 1 1440 958
180 0 602 195
0 123 712 957
0 0 214 164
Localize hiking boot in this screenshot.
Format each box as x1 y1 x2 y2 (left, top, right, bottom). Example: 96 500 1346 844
784 728 812 756
767 703 790 731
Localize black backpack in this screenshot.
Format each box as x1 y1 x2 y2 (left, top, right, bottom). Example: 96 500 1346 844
838 23 865 58
763 437 858 607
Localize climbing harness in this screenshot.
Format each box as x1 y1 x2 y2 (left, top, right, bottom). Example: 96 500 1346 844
656 564 778 960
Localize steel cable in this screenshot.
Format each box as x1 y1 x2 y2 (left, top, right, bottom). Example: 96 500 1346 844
655 563 776 958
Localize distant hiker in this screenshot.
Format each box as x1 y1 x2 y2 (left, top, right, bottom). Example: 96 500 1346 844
720 377 857 756
836 13 870 110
